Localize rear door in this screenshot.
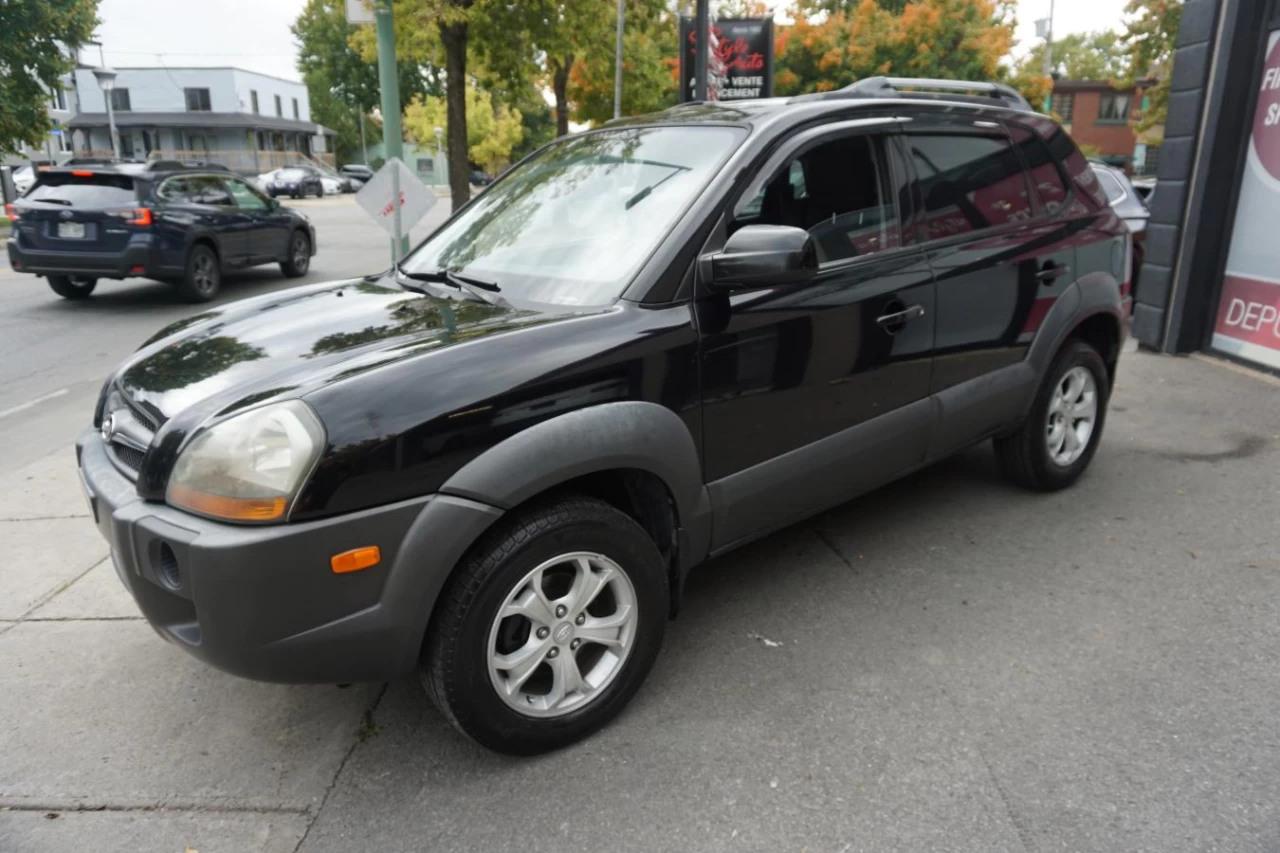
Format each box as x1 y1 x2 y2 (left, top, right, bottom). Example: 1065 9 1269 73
699 118 936 548
900 115 1078 455
184 175 251 264
16 172 141 257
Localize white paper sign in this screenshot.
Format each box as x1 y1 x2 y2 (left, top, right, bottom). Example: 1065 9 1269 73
355 157 436 240
345 0 375 24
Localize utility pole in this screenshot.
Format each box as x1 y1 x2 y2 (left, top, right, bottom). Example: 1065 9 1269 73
375 0 408 258
613 0 625 120
694 0 709 101
358 109 368 166
1040 0 1055 78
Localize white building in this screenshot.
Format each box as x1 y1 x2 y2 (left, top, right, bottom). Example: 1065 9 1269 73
10 65 335 173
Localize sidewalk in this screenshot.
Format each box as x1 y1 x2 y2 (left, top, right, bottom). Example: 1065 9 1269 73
2 348 1278 852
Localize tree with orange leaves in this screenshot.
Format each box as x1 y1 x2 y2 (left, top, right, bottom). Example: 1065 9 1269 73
776 0 1024 97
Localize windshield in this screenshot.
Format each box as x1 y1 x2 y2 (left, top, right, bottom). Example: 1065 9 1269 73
403 125 745 306
278 168 308 180
24 173 138 208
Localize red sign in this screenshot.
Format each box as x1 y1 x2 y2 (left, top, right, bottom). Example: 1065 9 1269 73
1254 36 1280 181
1213 274 1280 353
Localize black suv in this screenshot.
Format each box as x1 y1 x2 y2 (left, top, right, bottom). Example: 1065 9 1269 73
6 162 315 302
77 78 1129 754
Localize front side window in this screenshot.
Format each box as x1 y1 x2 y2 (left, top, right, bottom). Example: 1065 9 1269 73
738 134 900 263
905 133 1034 239
110 88 131 112
1098 93 1132 123
185 88 212 111
224 178 267 209
403 125 745 306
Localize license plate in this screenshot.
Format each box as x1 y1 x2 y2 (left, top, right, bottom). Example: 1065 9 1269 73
58 221 86 239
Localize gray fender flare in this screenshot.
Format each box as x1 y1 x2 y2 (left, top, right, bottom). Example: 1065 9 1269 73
439 401 708 533
1026 272 1125 382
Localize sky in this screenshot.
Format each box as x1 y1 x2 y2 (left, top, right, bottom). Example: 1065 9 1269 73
88 0 1130 84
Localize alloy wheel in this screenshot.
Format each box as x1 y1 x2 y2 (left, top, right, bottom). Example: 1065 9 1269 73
487 552 638 719
292 235 309 273
193 254 217 294
1045 365 1097 467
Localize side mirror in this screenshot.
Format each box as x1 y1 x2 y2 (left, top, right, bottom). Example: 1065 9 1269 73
700 224 818 292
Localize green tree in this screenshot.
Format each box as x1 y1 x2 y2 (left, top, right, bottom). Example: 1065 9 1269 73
508 86 556 162
1121 0 1182 133
404 83 523 173
292 0 435 164
0 0 99 157
1020 30 1128 81
568 0 676 124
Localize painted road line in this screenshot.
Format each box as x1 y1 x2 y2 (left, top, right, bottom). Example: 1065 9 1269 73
0 388 70 420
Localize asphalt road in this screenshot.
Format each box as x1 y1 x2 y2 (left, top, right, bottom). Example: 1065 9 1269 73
0 194 450 476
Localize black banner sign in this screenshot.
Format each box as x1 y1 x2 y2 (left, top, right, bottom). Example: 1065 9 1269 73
678 17 775 103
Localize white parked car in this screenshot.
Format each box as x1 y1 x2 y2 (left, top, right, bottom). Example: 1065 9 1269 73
11 165 35 195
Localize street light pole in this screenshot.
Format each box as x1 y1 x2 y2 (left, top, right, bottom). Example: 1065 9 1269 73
694 0 709 101
92 66 120 159
374 0 408 258
613 0 625 120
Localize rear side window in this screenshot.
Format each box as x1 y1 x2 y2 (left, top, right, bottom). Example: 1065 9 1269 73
187 176 233 205
904 133 1034 239
1008 124 1070 214
25 174 137 208
157 177 193 202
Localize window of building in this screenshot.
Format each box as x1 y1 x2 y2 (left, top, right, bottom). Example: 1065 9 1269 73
1141 144 1161 176
53 122 72 153
256 131 266 150
185 88 212 111
274 94 283 117
1098 93 1132 124
292 97 299 120
251 90 259 114
904 133 1035 238
110 88 131 112
417 157 434 173
739 134 900 263
1050 92 1074 122
50 87 67 112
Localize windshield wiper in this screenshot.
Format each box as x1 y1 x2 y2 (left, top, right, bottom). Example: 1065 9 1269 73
624 165 689 210
28 197 73 206
394 264 502 305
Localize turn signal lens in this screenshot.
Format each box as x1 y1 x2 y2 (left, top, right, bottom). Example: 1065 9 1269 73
167 484 287 521
4 203 17 222
71 170 94 177
128 207 152 226
331 546 381 574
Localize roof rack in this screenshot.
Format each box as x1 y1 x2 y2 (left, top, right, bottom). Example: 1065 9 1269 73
798 76 1033 112
144 160 233 173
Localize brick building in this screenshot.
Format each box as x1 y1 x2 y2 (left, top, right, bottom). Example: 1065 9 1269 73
1050 79 1160 175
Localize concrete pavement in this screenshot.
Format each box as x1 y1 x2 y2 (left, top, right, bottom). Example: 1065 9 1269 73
1 347 1278 853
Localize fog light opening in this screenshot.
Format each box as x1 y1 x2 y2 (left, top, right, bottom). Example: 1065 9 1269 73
156 542 181 590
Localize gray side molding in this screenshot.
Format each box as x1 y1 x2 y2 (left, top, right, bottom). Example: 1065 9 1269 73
1026 273 1125 379
440 401 709 541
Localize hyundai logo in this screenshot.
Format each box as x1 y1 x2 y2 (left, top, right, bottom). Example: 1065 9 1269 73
59 210 74 220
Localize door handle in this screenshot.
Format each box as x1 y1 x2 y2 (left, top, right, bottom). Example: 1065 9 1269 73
876 303 926 333
1036 264 1070 283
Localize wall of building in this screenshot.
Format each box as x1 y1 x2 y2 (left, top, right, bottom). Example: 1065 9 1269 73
231 70 310 122
1067 90 1140 159
68 67 308 118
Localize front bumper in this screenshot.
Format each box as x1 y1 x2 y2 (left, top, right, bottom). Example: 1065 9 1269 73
7 235 158 279
76 428 501 683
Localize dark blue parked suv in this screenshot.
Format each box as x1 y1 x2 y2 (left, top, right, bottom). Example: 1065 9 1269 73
5 162 316 302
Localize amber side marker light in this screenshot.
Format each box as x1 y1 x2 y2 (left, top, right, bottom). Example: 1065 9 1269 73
331 546 381 574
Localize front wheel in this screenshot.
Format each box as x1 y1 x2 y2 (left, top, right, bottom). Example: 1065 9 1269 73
47 275 97 300
421 496 668 754
994 339 1110 491
280 231 311 277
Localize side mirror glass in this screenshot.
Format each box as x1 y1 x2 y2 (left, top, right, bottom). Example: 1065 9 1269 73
701 224 818 292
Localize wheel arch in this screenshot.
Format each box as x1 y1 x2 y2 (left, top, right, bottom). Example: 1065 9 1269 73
1028 272 1126 387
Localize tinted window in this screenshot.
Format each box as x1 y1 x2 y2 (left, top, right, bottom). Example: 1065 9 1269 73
278 168 308 180
1008 124 1069 214
157 177 193 202
25 174 137 208
1092 168 1126 204
184 88 211 111
739 135 900 263
224 178 267 210
905 133 1033 239
187 176 233 205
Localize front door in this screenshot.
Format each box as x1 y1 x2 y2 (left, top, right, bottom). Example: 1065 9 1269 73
698 120 935 549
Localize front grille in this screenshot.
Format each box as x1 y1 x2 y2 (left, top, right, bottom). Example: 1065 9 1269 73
108 443 146 474
100 386 158 481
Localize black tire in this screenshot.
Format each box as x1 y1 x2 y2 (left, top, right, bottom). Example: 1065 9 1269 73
280 230 311 277
178 244 221 303
422 495 668 755
46 275 97 300
995 338 1110 491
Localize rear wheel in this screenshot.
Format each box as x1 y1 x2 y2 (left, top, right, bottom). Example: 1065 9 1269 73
178 244 221 303
280 231 311 277
422 495 668 755
995 339 1110 491
46 275 97 300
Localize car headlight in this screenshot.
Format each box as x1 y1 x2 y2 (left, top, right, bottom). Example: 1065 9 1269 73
166 400 325 523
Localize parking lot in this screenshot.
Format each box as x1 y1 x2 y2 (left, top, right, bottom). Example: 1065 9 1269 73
3 196 1279 852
